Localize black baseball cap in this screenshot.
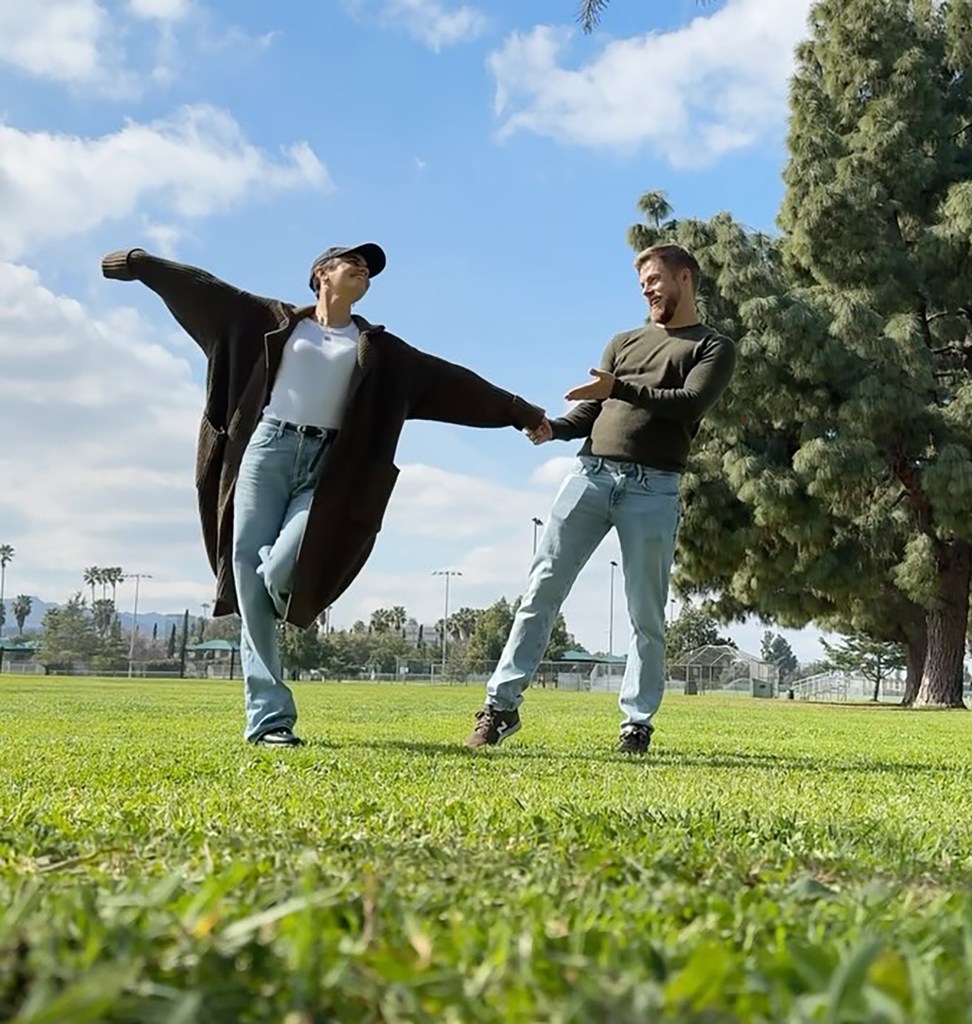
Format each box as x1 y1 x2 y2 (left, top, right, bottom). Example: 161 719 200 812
308 243 386 292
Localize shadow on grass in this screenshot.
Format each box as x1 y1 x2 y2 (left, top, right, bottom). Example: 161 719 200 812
340 738 947 776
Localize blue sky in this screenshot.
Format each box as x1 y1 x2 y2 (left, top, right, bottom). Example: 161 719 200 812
0 0 826 659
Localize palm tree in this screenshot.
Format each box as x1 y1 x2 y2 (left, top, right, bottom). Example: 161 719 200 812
370 608 393 634
577 1 711 33
83 566 99 606
389 606 407 633
449 607 481 642
11 595 31 635
627 189 678 253
108 567 124 606
636 189 673 229
0 544 13 638
92 599 114 639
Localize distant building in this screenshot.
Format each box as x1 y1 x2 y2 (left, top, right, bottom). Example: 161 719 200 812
185 638 240 679
556 649 627 692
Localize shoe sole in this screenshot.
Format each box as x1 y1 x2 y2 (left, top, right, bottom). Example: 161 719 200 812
251 735 304 747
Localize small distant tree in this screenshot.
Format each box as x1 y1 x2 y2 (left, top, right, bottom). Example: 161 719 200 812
822 634 906 702
278 623 322 680
39 594 100 670
760 631 799 683
666 605 735 664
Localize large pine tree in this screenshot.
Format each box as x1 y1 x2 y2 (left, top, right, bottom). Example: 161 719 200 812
628 1 972 706
628 201 932 698
778 0 972 705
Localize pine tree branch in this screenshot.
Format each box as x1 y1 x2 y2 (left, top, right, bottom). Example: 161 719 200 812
577 0 610 32
918 303 936 349
579 0 714 33
891 209 914 250
950 121 972 141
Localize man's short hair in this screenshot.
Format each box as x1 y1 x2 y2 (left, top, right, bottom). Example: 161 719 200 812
634 244 700 291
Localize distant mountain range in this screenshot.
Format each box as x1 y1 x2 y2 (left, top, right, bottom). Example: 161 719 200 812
0 596 200 637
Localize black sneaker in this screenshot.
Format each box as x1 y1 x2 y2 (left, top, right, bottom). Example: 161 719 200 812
464 707 521 748
252 727 304 747
619 723 652 754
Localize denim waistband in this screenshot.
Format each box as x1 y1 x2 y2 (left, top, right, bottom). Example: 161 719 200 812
580 455 679 482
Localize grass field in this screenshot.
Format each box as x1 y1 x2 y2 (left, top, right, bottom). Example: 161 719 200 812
2 677 972 1023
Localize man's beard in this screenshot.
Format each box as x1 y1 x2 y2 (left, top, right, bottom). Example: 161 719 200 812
651 295 678 324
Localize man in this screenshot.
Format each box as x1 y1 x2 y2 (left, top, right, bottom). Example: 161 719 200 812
102 242 544 746
464 243 735 754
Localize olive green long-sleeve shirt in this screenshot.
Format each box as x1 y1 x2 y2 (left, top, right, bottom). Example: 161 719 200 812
549 323 735 472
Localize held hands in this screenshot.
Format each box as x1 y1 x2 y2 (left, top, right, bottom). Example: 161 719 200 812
564 368 615 402
526 417 553 445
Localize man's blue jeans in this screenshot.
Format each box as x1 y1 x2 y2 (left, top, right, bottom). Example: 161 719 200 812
487 456 680 727
232 417 332 741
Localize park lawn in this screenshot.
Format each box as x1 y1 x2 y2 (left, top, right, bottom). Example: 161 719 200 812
1 678 972 1023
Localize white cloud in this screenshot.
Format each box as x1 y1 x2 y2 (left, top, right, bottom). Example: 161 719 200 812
385 463 542 539
0 261 212 611
384 0 486 50
487 0 814 164
127 0 191 20
0 1 276 96
347 0 486 50
0 105 331 261
530 455 576 487
144 223 185 258
0 0 130 91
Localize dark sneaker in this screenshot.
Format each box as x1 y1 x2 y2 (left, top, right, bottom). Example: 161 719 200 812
619 723 652 754
252 727 304 747
464 707 521 748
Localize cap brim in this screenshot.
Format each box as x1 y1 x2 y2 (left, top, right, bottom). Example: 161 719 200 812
346 242 386 278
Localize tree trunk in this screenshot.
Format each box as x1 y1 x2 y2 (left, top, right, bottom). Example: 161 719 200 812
913 540 970 708
871 674 881 702
901 628 927 706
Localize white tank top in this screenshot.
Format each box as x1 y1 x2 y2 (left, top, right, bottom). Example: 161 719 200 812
263 318 359 429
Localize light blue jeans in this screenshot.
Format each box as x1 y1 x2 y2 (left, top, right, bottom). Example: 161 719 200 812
232 417 333 741
487 456 680 727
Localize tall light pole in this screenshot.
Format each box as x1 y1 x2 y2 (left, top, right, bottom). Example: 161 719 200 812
125 572 153 678
431 569 462 671
531 517 543 556
608 560 618 657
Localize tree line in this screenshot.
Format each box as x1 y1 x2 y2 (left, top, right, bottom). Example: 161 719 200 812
279 599 576 679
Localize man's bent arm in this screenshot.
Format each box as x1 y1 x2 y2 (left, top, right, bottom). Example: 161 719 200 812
548 401 599 440
610 335 735 423
405 346 544 430
547 337 616 441
101 249 272 358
